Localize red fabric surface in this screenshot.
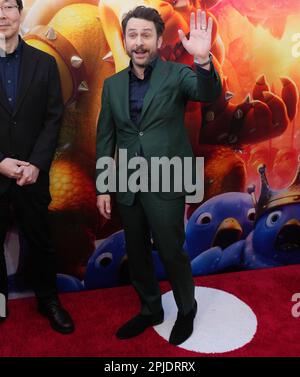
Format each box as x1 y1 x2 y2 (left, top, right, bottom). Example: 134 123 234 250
1 264 300 357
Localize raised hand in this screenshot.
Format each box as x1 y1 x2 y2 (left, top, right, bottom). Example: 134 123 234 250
178 9 212 61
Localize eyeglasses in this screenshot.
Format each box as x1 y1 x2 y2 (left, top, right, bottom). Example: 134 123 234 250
0 4 19 15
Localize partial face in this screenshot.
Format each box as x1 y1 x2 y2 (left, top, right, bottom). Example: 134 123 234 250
0 1 22 41
124 17 162 68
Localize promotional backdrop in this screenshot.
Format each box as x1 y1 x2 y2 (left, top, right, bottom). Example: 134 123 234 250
5 0 300 296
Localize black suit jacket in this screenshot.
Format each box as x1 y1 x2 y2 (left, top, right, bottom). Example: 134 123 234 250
0 40 63 195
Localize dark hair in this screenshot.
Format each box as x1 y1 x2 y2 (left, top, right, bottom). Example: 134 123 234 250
122 6 165 38
16 0 23 11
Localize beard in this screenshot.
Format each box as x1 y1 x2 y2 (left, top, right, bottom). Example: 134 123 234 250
127 46 158 68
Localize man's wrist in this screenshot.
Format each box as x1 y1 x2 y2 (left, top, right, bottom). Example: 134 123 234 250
194 52 212 67
30 163 40 171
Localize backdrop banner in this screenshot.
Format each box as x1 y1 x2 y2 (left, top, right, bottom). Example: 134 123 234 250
4 0 300 297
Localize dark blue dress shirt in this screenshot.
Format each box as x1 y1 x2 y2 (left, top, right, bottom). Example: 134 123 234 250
128 58 157 127
0 37 23 110
0 38 23 162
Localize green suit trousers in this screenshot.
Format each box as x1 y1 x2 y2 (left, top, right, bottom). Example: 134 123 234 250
118 192 195 316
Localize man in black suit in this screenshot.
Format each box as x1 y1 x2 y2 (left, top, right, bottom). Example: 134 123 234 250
0 0 74 334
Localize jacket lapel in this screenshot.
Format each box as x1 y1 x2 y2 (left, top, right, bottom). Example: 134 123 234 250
119 58 167 130
120 67 132 124
13 41 38 116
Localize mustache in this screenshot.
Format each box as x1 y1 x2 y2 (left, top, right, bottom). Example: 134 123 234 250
132 48 148 53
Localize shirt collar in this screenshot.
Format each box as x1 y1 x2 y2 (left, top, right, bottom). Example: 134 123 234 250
129 56 158 80
1 36 23 59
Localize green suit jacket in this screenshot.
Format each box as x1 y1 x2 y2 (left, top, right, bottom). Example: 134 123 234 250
96 58 221 205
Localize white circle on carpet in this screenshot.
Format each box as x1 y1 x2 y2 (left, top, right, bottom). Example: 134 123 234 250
154 286 257 353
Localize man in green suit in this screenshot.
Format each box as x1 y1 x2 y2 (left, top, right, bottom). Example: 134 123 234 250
96 5 221 345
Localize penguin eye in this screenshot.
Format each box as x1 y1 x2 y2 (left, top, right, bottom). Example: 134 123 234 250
247 208 256 222
196 212 212 225
95 252 113 268
266 211 282 227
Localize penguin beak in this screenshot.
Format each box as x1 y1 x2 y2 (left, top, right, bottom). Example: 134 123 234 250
275 219 300 252
212 217 243 249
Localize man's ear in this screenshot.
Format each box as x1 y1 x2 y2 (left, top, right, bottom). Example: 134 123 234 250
19 8 25 23
123 37 126 49
158 35 163 48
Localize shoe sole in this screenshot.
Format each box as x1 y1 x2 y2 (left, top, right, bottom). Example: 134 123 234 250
116 317 164 340
152 317 164 326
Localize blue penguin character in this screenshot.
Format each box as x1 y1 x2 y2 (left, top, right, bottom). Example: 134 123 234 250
84 230 129 289
185 191 255 260
245 163 300 268
84 229 167 286
83 192 256 286
191 162 300 275
56 274 84 293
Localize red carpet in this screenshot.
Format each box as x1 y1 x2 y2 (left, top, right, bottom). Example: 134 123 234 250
0 264 300 357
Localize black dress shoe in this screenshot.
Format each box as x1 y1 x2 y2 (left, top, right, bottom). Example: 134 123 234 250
0 314 7 322
169 300 197 345
38 297 75 335
116 310 164 340
0 306 8 323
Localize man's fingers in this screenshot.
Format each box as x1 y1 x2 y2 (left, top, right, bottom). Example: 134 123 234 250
16 160 30 166
16 176 26 186
207 17 213 34
97 195 111 220
19 175 33 186
178 29 187 43
10 167 23 179
190 11 195 31
199 10 206 30
99 199 105 216
15 166 24 175
16 171 32 185
104 199 111 219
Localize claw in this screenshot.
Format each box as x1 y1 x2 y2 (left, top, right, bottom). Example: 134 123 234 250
225 91 234 101
244 94 251 104
262 91 289 134
102 51 114 63
253 74 270 101
280 77 299 121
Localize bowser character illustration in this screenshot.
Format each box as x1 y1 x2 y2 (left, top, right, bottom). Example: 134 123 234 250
8 0 299 291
